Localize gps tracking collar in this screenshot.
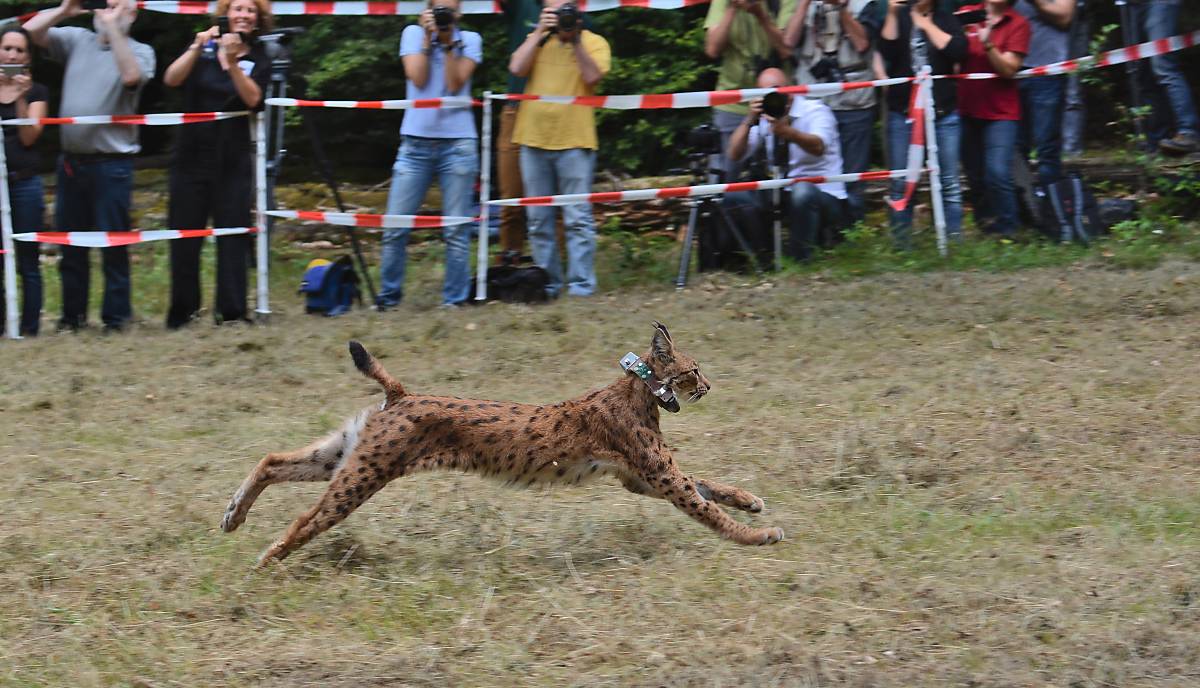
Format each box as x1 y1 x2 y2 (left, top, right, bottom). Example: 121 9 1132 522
619 352 681 414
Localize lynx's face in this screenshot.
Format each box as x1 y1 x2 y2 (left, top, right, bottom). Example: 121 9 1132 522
650 322 712 404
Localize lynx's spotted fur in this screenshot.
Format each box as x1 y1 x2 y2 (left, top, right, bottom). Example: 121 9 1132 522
222 322 783 566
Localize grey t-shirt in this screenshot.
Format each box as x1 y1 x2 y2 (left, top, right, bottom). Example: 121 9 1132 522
1014 0 1070 67
45 26 155 154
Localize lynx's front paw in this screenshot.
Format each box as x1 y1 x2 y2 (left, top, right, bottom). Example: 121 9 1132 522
759 527 784 545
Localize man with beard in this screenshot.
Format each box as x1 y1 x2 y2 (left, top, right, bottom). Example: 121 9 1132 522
26 0 155 332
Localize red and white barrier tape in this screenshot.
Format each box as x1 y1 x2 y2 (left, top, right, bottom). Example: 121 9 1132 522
887 75 927 213
942 29 1200 81
11 227 255 247
9 0 707 21
267 210 476 228
264 96 473 110
139 0 708 14
490 78 913 110
0 111 248 126
487 169 906 207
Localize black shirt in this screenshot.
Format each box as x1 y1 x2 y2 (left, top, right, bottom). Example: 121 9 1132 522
0 82 49 179
877 10 968 118
174 39 270 169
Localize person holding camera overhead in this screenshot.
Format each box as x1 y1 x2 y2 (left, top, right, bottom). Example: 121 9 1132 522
783 0 882 226
878 0 967 249
0 27 49 337
704 0 794 184
727 67 847 261
161 0 272 328
24 0 155 333
508 0 609 298
376 0 482 309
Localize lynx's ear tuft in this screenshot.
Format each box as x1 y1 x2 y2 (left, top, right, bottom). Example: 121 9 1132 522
651 321 674 364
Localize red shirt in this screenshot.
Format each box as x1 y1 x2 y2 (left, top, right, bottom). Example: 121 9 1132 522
959 9 1031 121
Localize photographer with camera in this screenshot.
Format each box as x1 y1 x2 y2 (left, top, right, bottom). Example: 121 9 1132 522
704 0 794 184
508 0 609 298
878 0 967 249
161 0 272 328
25 0 155 333
0 27 48 337
376 0 482 308
783 0 881 225
727 68 847 261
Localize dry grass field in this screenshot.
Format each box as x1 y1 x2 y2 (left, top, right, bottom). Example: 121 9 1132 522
2 259 1199 687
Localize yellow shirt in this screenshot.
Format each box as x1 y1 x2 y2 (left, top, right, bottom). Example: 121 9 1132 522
512 30 611 151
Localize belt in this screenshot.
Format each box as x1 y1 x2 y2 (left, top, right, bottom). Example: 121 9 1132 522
63 152 137 163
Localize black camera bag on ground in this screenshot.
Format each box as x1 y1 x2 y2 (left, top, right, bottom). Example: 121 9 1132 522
699 192 774 274
1033 174 1105 244
479 251 549 303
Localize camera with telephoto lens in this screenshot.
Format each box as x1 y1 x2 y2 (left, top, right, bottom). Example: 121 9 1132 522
432 5 455 30
687 123 722 156
761 91 788 119
808 54 845 83
554 2 580 31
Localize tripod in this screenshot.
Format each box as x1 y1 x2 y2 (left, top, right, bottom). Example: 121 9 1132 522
259 28 380 306
674 153 765 289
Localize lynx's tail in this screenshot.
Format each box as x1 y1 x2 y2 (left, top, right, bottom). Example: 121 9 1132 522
349 341 406 404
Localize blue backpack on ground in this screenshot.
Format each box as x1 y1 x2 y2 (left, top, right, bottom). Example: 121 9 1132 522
300 256 361 316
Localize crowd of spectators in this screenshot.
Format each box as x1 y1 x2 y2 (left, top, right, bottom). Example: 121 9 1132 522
1 0 1198 334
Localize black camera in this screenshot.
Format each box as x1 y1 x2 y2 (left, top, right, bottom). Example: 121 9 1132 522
432 5 455 29
762 91 788 119
808 55 845 84
555 2 580 31
687 123 722 156
81 0 107 10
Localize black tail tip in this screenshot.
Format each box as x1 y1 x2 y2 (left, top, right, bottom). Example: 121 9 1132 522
348 341 371 371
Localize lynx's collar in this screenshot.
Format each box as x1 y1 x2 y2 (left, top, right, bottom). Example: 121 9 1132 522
619 352 681 413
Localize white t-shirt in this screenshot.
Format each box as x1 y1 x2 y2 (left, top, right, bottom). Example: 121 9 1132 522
745 96 846 199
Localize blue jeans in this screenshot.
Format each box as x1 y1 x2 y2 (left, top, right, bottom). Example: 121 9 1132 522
519 146 597 297
886 110 963 248
1132 0 1198 142
379 137 478 307
56 155 134 329
1 175 44 335
787 182 847 261
835 107 875 224
961 117 1019 237
1019 76 1067 185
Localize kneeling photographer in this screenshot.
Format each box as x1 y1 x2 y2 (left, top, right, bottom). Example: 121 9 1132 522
726 67 847 261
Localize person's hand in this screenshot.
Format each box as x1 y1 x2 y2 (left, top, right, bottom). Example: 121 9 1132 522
59 0 86 19
193 26 218 50
911 6 933 29
769 113 791 138
219 31 244 57
418 8 436 34
741 0 768 19
536 6 558 33
94 4 120 31
11 72 33 98
747 96 764 121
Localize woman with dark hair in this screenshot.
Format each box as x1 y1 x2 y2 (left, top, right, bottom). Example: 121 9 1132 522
879 0 968 249
0 26 48 336
958 0 1029 238
162 0 272 328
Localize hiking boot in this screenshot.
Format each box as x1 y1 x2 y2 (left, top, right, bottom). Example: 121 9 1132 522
1159 133 1200 155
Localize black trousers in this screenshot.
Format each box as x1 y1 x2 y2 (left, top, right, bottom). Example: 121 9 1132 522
166 158 253 328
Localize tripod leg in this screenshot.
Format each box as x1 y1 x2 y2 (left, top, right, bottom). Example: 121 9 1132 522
713 199 764 275
302 110 380 306
676 203 700 289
